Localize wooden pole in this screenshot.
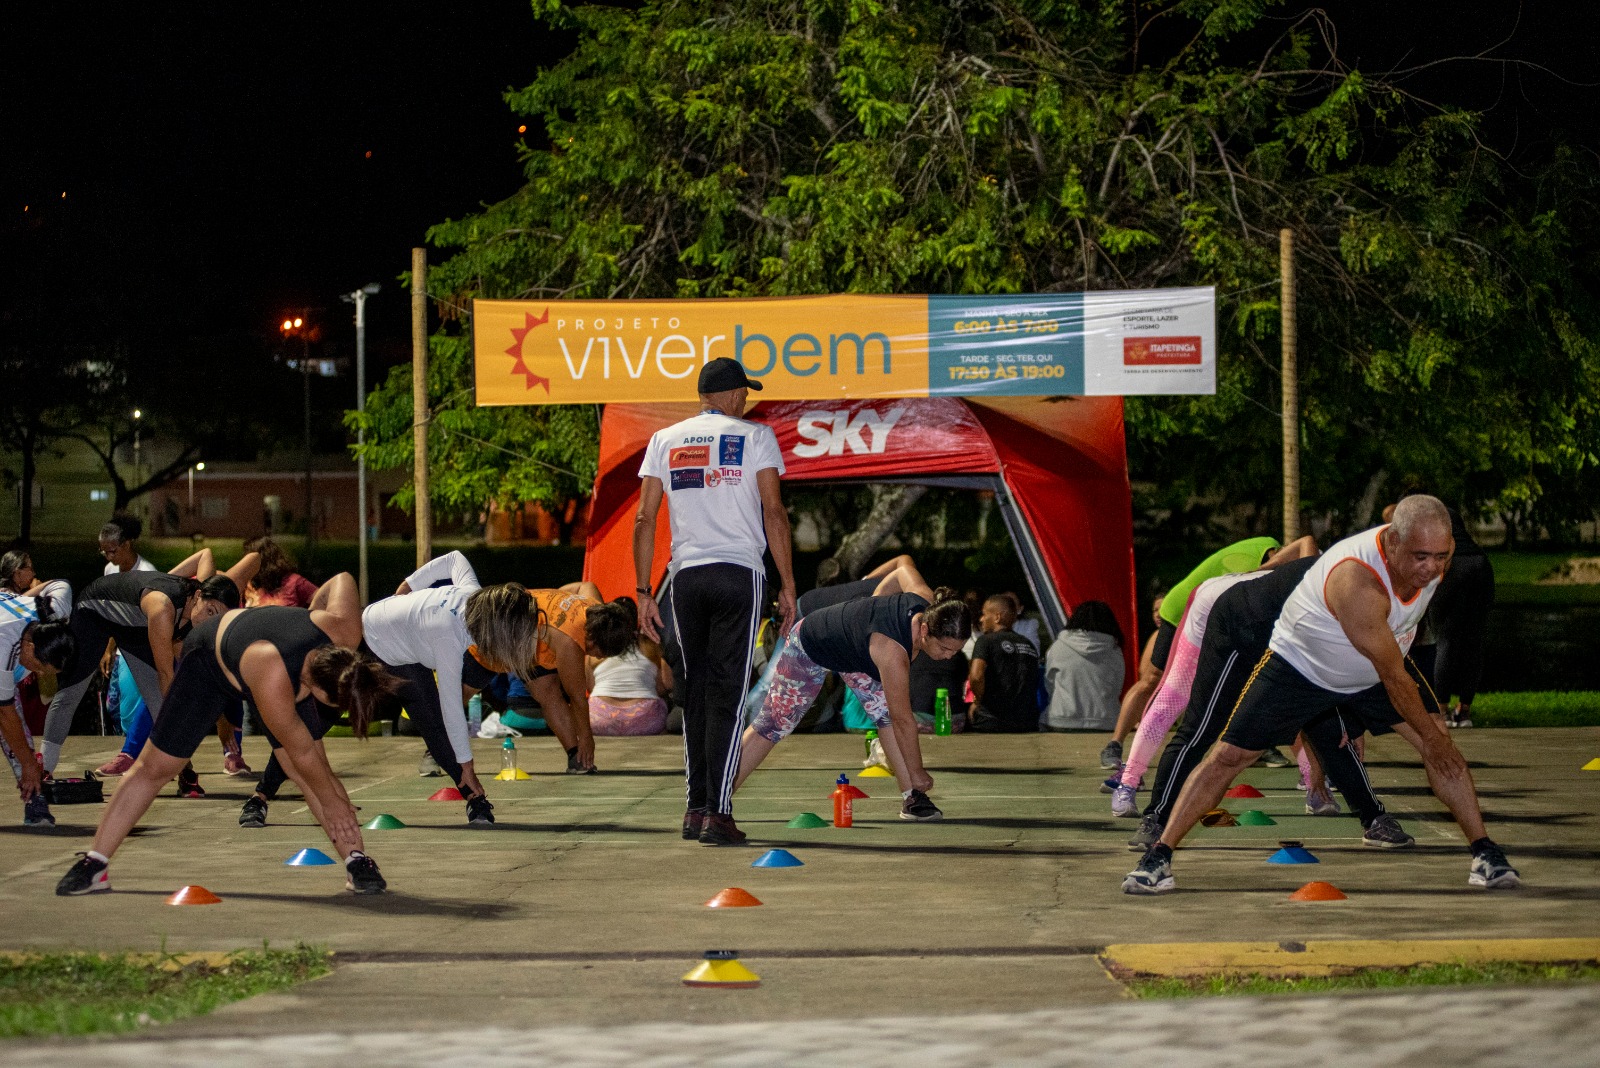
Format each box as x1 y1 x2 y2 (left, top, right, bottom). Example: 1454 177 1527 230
411 248 432 566
1280 228 1300 542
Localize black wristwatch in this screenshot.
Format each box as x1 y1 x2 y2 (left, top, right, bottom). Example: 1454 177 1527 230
636 586 653 596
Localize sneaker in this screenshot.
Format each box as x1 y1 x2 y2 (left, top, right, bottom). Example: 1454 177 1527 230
682 808 708 841
175 763 206 799
565 751 599 775
899 789 943 822
1256 746 1293 768
23 795 55 828
1362 814 1415 849
1447 707 1474 729
223 752 253 778
96 752 135 776
1122 850 1175 895
345 853 387 894
1128 813 1164 851
698 812 747 846
1305 789 1340 816
1101 773 1140 794
1468 844 1520 889
417 752 442 777
1111 784 1139 818
465 793 496 826
239 796 268 828
56 853 110 896
1098 740 1123 770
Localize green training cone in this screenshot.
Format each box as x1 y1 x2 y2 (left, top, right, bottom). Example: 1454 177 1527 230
1236 810 1277 825
786 812 829 828
364 814 406 830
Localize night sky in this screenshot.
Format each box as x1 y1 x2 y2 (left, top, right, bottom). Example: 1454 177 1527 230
6 2 1596 383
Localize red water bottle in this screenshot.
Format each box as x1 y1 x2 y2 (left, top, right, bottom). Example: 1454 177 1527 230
832 774 853 828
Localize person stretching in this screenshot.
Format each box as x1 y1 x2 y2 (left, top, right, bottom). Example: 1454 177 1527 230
1 589 73 827
56 574 398 896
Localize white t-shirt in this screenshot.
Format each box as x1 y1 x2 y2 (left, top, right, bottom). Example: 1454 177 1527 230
105 556 157 576
638 411 784 575
0 593 49 704
361 551 482 764
591 647 659 700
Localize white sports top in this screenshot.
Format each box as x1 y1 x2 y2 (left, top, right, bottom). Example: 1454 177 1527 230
1270 525 1438 694
590 647 660 700
1180 571 1264 646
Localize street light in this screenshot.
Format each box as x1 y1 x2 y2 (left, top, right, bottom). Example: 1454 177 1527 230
280 315 314 565
341 282 380 602
188 461 205 513
131 409 143 521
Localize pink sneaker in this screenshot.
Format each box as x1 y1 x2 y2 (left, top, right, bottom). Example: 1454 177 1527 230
96 752 136 776
223 752 253 778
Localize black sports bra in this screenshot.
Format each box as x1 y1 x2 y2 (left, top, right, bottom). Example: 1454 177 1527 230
218 606 331 694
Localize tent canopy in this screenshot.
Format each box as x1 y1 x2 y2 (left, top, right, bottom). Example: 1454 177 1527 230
583 395 1138 684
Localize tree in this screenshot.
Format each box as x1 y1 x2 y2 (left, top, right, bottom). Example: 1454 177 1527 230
364 0 1599 543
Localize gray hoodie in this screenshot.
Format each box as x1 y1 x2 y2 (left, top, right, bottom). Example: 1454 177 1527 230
1041 629 1123 731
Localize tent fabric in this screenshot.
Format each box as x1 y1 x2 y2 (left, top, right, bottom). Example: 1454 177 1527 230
582 396 1138 686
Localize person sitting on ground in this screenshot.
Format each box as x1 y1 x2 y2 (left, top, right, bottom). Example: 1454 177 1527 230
1 589 73 827
1041 600 1125 732
586 598 669 736
1002 592 1041 651
57 573 400 897
967 595 1041 733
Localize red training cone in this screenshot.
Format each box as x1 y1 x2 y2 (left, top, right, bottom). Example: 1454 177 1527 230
166 885 223 906
1224 784 1264 798
1289 881 1348 901
428 786 464 802
705 888 763 908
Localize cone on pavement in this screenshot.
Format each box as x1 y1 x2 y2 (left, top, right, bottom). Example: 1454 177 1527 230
428 786 464 801
1582 757 1600 771
786 812 828 829
1289 881 1347 901
836 784 869 800
752 849 804 868
494 767 532 780
1236 809 1276 825
364 814 406 830
285 847 336 866
1224 784 1265 798
682 951 760 988
1200 808 1237 827
858 764 894 777
705 888 763 908
166 885 223 905
1267 845 1319 864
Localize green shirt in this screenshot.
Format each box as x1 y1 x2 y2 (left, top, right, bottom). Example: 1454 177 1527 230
1158 536 1281 626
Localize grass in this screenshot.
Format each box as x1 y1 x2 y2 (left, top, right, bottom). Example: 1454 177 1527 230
0 945 331 1039
1470 691 1600 728
1128 960 1600 999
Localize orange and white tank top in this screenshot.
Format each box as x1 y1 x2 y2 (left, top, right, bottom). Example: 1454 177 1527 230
1269 525 1439 694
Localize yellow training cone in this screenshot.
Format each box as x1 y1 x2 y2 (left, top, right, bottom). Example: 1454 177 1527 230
494 768 532 780
682 957 761 988
858 764 894 777
1583 758 1600 771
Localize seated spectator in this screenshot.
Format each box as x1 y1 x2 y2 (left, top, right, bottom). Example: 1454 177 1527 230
1041 600 1125 731
586 598 668 736
967 595 1041 732
1002 592 1041 651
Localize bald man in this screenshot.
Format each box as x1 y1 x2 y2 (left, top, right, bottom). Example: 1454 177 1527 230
1124 496 1519 894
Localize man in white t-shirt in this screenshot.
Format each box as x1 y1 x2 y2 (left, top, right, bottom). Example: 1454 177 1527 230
634 357 796 846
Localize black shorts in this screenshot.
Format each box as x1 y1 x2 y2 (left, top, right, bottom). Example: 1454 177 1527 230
1220 650 1439 751
148 652 241 760
1149 619 1178 672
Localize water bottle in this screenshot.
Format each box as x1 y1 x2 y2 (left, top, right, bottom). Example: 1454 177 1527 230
501 735 518 773
467 693 483 738
832 773 853 828
863 728 878 760
934 688 952 736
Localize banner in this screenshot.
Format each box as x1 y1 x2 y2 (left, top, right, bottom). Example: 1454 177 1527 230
474 287 1214 405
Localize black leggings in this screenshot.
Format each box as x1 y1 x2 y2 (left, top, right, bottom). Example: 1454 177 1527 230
1431 554 1494 705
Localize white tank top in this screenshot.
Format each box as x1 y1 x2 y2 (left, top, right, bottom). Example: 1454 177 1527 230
1270 525 1438 694
590 647 660 700
1180 571 1265 646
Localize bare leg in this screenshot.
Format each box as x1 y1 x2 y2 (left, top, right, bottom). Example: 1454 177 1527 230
1157 742 1261 849
1390 721 1488 841
1113 637 1161 744
560 581 604 602
91 745 188 860
733 728 777 792
273 742 366 859
863 555 914 582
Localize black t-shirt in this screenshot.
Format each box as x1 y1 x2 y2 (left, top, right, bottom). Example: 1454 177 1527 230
796 578 877 619
1224 556 1318 625
799 592 927 681
910 649 968 716
968 629 1040 732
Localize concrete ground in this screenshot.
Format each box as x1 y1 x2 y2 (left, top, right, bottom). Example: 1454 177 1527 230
2 727 1597 1061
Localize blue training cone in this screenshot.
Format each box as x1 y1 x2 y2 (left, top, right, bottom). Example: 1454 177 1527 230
1267 846 1319 865
751 849 804 868
285 848 336 866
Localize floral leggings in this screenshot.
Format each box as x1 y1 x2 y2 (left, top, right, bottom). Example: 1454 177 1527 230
751 622 889 742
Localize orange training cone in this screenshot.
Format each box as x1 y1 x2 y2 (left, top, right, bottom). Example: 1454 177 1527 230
1224 784 1264 798
705 888 763 908
166 885 223 906
1289 881 1348 901
428 786 464 801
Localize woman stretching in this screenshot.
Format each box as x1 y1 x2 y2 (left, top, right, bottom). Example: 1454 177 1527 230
733 585 973 832
56 573 398 896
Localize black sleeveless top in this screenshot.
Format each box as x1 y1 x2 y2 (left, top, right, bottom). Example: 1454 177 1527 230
798 592 928 681
78 572 198 632
218 607 332 696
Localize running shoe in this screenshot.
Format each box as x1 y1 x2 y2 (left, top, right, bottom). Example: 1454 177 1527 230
56 853 110 896
1305 789 1340 816
1111 784 1140 818
698 812 747 846
223 752 253 778
682 808 707 840
566 750 599 775
1362 814 1415 849
1128 813 1164 851
239 796 268 828
175 763 206 799
466 793 496 826
95 752 135 776
1098 740 1123 770
417 751 442 777
1447 707 1474 729
1468 844 1520 889
23 795 55 828
344 853 387 894
1122 850 1175 895
1256 746 1293 768
899 789 943 822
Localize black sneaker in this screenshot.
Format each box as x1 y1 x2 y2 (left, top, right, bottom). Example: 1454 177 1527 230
698 812 747 846
682 808 708 840
1362 814 1415 849
56 853 110 896
23 795 54 828
1128 813 1164 851
1468 844 1520 889
175 763 206 799
344 854 387 894
899 789 943 821
466 793 496 826
239 796 268 829
565 751 599 775
1256 746 1293 768
1098 740 1123 770
1122 849 1175 895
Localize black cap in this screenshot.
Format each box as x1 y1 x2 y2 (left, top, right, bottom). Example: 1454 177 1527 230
697 356 763 394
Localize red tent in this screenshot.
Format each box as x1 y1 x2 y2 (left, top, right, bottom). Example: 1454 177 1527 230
582 395 1138 683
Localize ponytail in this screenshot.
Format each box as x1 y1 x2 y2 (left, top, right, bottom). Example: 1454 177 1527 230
307 646 402 738
923 587 973 641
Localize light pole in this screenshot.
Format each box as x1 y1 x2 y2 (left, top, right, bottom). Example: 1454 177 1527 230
131 408 142 520
341 283 380 602
187 461 205 514
280 316 313 566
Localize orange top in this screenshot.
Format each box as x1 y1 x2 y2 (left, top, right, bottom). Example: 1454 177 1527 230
532 589 595 669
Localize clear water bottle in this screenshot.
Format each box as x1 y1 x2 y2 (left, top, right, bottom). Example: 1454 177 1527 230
501 735 518 773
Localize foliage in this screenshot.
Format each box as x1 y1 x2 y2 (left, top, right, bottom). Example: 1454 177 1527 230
362 0 1600 537
1470 691 1600 728
1126 959 1600 999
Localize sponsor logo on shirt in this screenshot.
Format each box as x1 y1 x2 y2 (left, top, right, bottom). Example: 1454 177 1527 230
706 467 742 487
669 445 710 469
670 468 705 490
719 435 745 466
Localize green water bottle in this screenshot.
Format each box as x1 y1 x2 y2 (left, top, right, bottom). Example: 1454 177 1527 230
934 688 952 736
864 728 878 760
